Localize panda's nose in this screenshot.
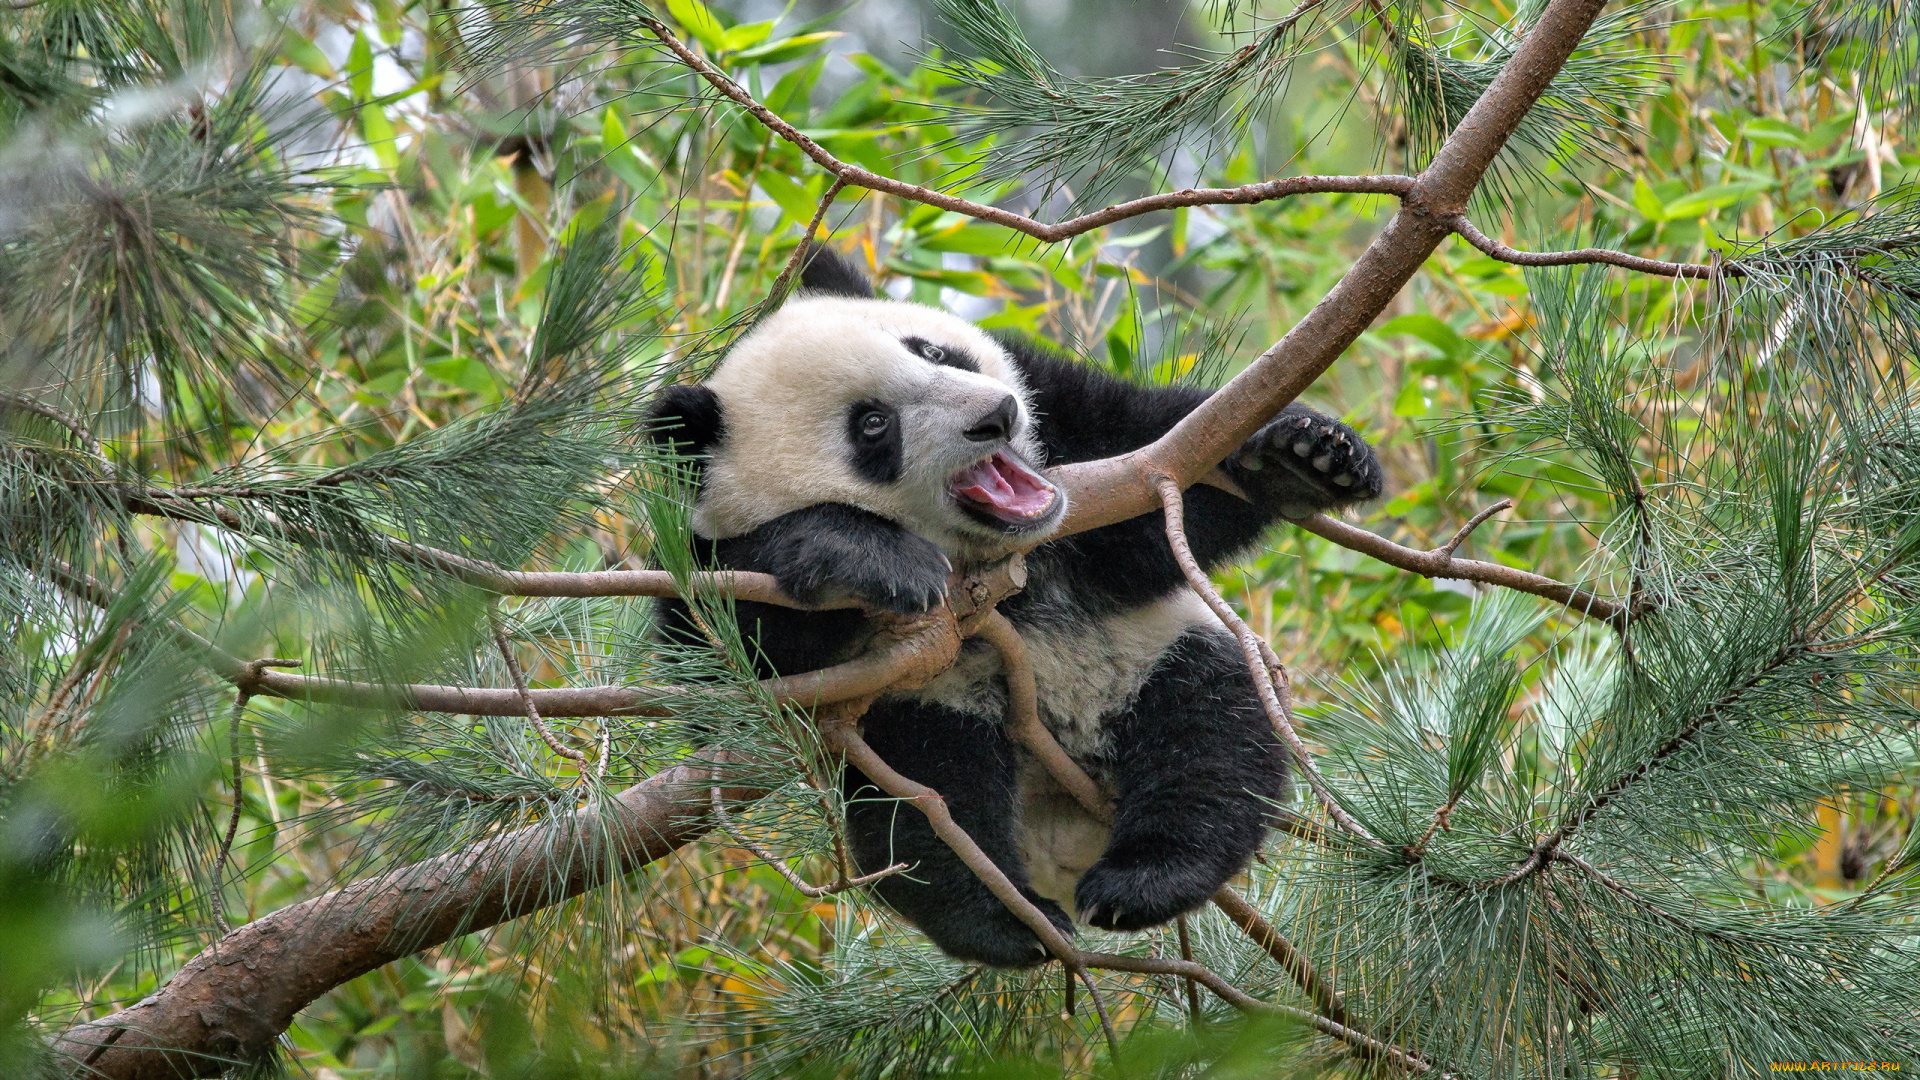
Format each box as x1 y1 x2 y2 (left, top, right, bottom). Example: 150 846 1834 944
964 395 1017 443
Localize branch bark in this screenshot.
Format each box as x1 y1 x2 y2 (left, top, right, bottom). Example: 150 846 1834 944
51 752 765 1080
1045 0 1614 537
1291 506 1642 629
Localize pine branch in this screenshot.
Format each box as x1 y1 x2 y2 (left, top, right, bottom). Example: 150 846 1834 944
631 14 1415 242
1291 501 1645 629
1491 642 1806 886
49 749 766 1080
1450 216 1733 279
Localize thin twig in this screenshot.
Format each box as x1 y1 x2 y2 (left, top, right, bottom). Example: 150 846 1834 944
1450 216 1737 280
1151 472 1377 842
490 611 589 767
1208 887 1348 1026
1176 916 1202 1026
638 14 1413 243
0 391 102 457
208 658 300 936
766 178 848 303
211 689 250 938
1079 952 1440 1074
708 784 906 897
1292 505 1643 631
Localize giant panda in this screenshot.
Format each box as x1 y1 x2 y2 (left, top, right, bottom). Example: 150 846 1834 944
649 250 1382 967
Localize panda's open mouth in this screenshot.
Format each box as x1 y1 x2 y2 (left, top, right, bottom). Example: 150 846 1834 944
948 450 1058 525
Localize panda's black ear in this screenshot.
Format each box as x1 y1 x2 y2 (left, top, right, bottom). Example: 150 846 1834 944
798 247 875 299
647 384 724 459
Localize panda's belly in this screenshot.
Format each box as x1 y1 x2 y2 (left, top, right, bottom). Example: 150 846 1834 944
906 586 1217 760
901 585 1217 914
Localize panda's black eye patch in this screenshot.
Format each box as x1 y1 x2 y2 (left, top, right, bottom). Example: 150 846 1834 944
902 336 979 373
846 400 903 484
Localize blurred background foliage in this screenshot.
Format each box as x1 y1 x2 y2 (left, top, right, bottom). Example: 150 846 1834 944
3 0 1919 1075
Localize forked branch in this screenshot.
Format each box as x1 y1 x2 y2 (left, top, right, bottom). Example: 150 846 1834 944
1290 502 1645 630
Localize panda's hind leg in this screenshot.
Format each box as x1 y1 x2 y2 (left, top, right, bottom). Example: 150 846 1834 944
1074 629 1289 931
844 698 1075 967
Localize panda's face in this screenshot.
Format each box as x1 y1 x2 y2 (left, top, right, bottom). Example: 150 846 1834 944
694 295 1065 558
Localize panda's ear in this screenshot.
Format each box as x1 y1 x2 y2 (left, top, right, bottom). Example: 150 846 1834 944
647 384 724 458
798 247 875 299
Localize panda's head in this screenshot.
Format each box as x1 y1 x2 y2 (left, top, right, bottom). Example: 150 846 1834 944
649 250 1064 559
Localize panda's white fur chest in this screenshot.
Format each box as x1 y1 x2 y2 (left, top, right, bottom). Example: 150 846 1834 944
905 584 1217 760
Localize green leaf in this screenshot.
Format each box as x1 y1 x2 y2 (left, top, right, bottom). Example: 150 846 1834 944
1393 377 1434 418
755 169 817 226
735 31 841 65
1740 117 1810 150
1632 175 1667 222
423 357 498 395
1663 180 1774 219
919 223 1013 256
719 20 776 52
347 31 374 102
280 31 335 80
1379 313 1468 359
765 56 825 116
664 0 730 54
359 101 399 171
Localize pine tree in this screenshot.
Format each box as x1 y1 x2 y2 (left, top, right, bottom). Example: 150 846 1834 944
5 0 1920 1076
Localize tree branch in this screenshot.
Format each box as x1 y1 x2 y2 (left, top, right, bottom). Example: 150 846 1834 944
1449 215 1735 279
1291 503 1643 630
1154 472 1378 841
1045 0 1614 536
50 750 767 1080
708 783 907 897
818 718 1122 1057
637 14 1413 243
1077 952 1439 1074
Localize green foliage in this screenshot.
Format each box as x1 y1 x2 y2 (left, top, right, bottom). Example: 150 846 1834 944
4 0 1920 1075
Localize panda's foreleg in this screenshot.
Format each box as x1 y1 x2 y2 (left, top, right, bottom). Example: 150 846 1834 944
1072 628 1288 931
843 698 1077 968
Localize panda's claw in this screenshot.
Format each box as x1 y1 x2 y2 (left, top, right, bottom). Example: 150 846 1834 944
1230 408 1384 513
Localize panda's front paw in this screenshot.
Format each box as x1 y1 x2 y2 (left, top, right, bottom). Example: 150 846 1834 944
850 539 952 614
1230 408 1383 517
779 531 952 614
1074 852 1221 933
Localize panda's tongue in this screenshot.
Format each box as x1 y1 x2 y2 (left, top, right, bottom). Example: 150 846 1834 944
950 450 1057 522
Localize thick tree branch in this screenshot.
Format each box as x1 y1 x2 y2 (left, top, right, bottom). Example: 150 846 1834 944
1046 0 1614 536
50 751 766 1080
